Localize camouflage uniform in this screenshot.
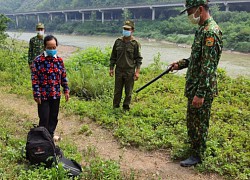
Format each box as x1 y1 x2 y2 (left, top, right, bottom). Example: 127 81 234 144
178 16 223 156
28 23 45 66
28 36 44 65
110 26 142 109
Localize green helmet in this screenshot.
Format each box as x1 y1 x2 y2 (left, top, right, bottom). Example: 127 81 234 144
36 23 44 29
180 0 209 14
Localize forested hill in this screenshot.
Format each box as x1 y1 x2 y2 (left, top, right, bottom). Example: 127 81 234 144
1 0 178 13
1 0 249 13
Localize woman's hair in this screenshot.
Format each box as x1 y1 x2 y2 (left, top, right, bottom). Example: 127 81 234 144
44 35 58 47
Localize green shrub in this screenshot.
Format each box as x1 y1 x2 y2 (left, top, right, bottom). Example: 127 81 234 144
65 47 114 99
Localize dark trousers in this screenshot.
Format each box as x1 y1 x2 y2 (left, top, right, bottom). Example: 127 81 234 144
186 96 213 157
113 68 135 107
38 98 60 137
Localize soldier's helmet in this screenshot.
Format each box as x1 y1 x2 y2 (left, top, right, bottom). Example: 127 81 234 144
123 20 135 30
180 0 209 14
36 23 44 29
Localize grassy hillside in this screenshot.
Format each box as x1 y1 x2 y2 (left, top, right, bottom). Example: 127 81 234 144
0 38 249 179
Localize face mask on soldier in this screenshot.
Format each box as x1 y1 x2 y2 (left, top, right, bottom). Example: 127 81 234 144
188 7 201 24
122 29 132 37
37 31 44 36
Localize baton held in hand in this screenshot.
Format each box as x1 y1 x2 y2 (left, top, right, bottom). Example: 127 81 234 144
135 65 173 93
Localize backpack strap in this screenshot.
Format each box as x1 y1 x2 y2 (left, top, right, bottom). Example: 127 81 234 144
58 156 82 176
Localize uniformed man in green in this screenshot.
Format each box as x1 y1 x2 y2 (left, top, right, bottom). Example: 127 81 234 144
28 23 45 69
109 20 143 111
171 0 223 166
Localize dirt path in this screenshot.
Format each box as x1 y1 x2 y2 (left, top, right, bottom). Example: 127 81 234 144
0 45 223 180
57 45 79 60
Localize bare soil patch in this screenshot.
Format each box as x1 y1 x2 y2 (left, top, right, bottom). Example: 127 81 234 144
57 45 79 60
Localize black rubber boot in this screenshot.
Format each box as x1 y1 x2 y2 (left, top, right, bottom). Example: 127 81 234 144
123 105 130 111
113 105 120 109
180 156 201 167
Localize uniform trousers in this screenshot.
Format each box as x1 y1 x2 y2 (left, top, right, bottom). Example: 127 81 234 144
38 98 60 137
186 96 213 157
113 68 135 107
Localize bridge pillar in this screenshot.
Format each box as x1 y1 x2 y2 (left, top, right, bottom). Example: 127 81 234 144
63 12 68 22
100 10 105 24
36 14 40 23
224 3 229 12
110 12 113 20
151 7 155 20
49 13 53 21
15 15 19 27
80 12 85 23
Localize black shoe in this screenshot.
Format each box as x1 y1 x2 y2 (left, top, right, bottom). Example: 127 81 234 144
180 156 201 167
123 105 130 111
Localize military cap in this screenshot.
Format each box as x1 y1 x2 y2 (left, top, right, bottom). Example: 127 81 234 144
36 23 44 29
180 0 209 14
123 20 135 29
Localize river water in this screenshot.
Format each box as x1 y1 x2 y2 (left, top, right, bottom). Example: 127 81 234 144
7 31 250 78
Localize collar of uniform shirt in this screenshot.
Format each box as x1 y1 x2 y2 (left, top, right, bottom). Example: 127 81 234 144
44 51 57 58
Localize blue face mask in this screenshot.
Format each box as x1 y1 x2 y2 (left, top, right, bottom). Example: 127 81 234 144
46 49 57 57
122 30 131 37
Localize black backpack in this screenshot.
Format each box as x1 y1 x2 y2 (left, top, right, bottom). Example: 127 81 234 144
25 126 56 167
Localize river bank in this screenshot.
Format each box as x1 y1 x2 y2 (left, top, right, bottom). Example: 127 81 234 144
57 44 79 60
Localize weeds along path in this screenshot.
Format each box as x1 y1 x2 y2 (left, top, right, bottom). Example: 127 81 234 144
0 91 223 180
0 45 223 179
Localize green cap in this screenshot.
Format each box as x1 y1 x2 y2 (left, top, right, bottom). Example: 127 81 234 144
180 0 209 14
36 23 44 29
123 20 135 29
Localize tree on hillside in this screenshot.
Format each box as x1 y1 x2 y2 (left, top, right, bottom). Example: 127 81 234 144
0 14 10 45
122 9 132 20
0 0 22 13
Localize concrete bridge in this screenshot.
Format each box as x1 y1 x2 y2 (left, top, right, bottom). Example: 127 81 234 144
4 0 250 27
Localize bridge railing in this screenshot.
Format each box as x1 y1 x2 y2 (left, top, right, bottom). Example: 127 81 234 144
114 0 249 6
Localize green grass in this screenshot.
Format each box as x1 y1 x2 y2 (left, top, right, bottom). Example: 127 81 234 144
64 48 250 180
0 39 134 180
0 99 133 179
0 39 249 179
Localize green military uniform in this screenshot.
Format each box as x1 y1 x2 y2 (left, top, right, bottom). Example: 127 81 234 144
110 36 142 109
28 23 44 66
28 36 44 65
178 1 223 157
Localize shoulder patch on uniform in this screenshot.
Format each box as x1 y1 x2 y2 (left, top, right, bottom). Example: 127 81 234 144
205 37 215 47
